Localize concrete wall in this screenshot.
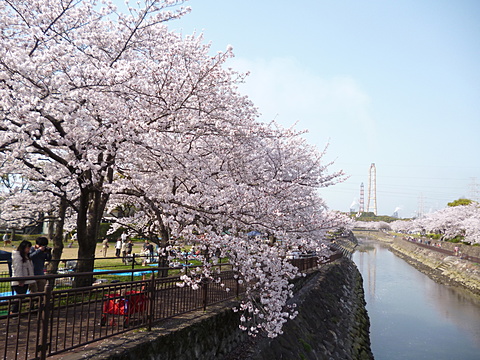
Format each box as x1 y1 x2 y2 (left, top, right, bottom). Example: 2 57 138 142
391 238 480 295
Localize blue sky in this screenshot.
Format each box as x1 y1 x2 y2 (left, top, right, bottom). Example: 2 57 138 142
151 0 479 218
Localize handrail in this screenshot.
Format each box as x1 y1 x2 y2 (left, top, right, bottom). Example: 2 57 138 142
0 252 343 359
401 238 480 263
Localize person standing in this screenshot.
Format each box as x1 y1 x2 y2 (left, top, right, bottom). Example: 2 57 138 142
115 238 122 257
3 232 10 246
146 242 155 263
29 237 52 293
121 240 127 263
102 238 109 257
11 240 35 314
126 240 133 255
142 240 150 266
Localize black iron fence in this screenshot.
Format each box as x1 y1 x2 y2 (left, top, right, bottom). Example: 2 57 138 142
0 252 342 360
0 265 240 360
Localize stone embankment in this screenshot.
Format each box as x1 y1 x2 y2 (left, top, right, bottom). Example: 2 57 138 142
232 257 373 360
362 231 480 297
65 257 372 360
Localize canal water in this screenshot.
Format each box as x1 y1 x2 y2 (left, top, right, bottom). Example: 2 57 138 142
352 238 480 360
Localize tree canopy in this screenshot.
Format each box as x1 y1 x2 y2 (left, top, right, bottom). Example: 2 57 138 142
447 198 474 207
0 0 349 337
390 203 480 244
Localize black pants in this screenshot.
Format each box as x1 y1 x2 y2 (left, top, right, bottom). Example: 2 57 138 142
11 284 29 313
115 248 121 257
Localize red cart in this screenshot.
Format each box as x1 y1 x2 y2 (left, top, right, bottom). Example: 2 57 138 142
100 290 147 327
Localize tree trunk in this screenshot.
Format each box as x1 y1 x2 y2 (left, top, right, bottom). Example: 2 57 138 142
158 228 170 277
74 188 108 287
47 198 67 274
47 213 55 239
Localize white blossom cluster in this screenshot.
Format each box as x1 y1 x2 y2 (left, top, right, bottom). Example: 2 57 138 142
390 203 480 244
0 0 348 337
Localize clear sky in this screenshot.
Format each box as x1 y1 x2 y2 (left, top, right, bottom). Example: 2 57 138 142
143 0 480 218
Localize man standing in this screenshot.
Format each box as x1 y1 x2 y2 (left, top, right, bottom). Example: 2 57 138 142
146 242 155 263
3 232 10 247
126 239 133 255
121 240 128 263
115 238 122 257
29 236 52 292
102 238 109 257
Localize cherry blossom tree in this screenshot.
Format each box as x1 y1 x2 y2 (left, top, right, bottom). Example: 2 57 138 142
0 0 348 336
0 173 42 243
0 0 192 280
390 203 480 244
106 120 347 336
0 157 73 271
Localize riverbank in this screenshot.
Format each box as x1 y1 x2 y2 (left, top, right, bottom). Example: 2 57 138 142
225 257 373 360
354 231 480 297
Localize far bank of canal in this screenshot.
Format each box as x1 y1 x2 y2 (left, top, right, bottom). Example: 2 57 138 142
353 237 480 360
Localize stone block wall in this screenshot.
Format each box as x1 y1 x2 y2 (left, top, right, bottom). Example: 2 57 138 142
237 258 373 360
391 238 480 295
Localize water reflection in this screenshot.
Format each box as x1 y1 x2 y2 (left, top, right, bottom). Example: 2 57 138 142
356 243 377 302
353 238 480 360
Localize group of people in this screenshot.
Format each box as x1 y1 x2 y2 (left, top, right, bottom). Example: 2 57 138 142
10 237 52 314
113 233 134 263
102 234 160 266
8 234 162 313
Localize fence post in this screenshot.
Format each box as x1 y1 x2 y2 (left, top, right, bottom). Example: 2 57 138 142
131 254 135 282
202 278 208 311
236 275 240 298
147 271 155 331
39 283 52 360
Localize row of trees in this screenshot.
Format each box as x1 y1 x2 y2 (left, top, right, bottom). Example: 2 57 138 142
354 199 480 244
0 0 348 337
389 201 480 244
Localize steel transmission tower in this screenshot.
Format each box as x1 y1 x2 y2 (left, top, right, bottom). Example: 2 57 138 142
366 163 377 215
417 193 425 218
358 182 365 214
468 177 479 202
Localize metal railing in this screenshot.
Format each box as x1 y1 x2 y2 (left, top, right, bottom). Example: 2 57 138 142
0 265 240 360
402 238 480 263
0 252 343 360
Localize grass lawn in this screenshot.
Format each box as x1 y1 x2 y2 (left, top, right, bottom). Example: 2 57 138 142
1 239 231 276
